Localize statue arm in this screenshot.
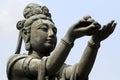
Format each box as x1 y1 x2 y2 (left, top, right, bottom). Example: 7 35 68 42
63 20 116 80
46 39 74 75
45 16 100 76
61 41 100 80
74 41 100 79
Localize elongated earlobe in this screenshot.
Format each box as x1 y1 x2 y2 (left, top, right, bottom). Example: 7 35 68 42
21 29 31 51
25 42 30 50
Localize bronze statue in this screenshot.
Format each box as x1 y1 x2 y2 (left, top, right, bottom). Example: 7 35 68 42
7 3 116 80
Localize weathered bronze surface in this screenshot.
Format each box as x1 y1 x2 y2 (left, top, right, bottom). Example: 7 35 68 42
7 3 116 80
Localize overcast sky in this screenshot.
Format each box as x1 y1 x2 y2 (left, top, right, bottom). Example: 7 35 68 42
0 0 120 80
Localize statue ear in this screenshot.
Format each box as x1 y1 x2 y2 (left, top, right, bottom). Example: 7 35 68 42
21 29 30 50
21 29 29 42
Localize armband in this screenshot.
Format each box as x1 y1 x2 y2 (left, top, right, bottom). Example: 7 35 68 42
88 41 100 48
61 39 74 48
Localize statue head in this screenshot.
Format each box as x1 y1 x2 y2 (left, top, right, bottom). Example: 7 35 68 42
15 3 57 56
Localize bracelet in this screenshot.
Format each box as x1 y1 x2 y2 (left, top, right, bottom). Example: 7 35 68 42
61 39 74 48
88 41 100 48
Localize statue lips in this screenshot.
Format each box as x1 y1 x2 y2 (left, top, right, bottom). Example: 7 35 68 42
46 38 55 44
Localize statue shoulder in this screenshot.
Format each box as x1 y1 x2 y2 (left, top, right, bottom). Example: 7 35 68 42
7 54 28 79
7 54 28 68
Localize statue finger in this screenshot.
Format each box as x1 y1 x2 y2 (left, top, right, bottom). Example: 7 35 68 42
87 18 95 22
83 25 97 35
100 25 107 36
106 20 115 28
92 22 101 28
79 19 86 22
87 24 101 35
103 20 115 34
83 15 91 20
108 22 117 34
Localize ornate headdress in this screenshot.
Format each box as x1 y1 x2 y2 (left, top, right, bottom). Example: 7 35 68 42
23 3 51 19
15 3 52 54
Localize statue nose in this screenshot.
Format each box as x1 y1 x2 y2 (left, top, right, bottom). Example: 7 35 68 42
48 29 54 37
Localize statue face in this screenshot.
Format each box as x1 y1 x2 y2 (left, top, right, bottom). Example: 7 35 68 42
30 19 57 54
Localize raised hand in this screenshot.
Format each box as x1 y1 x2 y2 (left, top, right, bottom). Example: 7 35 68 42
90 20 117 44
64 15 101 42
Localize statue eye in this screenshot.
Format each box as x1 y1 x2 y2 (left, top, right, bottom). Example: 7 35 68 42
38 24 48 31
